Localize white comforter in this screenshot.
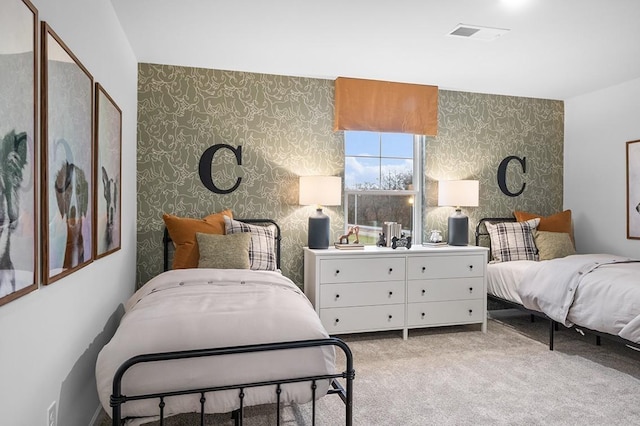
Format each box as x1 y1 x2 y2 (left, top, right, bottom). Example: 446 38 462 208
518 254 640 343
96 268 335 422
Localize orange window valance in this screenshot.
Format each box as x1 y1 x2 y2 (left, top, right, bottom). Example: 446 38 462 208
334 77 438 136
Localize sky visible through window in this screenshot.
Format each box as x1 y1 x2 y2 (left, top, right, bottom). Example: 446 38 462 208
344 131 414 190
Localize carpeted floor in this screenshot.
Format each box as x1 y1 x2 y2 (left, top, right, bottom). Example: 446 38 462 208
97 309 640 425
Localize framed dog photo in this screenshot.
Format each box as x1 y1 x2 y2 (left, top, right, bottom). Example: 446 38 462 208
0 0 38 306
41 22 94 284
627 139 640 240
94 83 122 259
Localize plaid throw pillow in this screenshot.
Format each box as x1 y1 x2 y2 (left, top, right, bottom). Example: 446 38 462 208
486 218 540 263
224 216 277 271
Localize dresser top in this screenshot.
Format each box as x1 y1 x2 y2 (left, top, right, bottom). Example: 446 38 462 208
304 245 489 256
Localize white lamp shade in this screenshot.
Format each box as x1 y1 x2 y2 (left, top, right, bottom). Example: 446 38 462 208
299 176 342 206
438 180 479 207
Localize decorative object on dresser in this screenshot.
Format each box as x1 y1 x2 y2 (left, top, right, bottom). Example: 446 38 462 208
299 176 342 249
304 245 488 339
438 180 479 246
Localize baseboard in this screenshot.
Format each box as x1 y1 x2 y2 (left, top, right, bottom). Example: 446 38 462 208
89 405 104 426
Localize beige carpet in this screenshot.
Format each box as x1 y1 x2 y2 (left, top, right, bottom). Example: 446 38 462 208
97 310 640 425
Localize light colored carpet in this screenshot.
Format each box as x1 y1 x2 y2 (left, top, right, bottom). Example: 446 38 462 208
97 310 640 425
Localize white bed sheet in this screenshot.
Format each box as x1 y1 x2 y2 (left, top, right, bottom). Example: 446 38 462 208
488 255 640 343
96 268 336 423
487 260 537 305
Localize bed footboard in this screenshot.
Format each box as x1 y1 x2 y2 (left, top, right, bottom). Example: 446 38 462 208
110 337 354 426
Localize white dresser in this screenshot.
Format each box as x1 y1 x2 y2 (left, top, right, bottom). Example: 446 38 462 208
303 245 488 339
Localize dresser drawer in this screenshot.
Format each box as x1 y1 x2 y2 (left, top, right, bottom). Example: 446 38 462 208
407 299 484 327
319 257 406 284
407 277 484 303
407 255 484 280
320 281 405 308
320 304 405 334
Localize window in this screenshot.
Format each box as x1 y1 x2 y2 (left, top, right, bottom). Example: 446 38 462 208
344 131 423 245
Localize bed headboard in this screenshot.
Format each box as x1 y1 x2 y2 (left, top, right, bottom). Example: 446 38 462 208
162 219 282 272
474 217 516 249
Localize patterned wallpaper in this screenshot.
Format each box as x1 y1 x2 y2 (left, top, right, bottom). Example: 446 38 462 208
136 64 564 287
137 64 343 286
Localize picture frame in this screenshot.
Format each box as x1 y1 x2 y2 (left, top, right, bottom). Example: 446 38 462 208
41 22 94 284
94 83 122 259
627 139 640 240
0 0 38 306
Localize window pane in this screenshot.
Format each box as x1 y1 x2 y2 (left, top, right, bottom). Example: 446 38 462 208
380 158 413 190
344 131 380 157
345 157 380 190
381 133 413 158
347 194 414 245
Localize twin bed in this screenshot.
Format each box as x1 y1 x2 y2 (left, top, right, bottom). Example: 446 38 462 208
96 215 354 425
476 215 640 352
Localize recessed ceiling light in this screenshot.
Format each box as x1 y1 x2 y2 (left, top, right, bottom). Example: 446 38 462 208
447 24 510 41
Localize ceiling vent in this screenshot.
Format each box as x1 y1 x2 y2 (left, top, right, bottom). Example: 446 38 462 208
448 24 510 41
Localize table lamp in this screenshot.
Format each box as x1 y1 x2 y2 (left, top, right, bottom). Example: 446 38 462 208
438 180 479 246
299 176 342 249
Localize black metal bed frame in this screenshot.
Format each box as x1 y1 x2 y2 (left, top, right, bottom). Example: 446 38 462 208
110 219 355 425
163 218 282 272
110 337 355 426
475 217 640 353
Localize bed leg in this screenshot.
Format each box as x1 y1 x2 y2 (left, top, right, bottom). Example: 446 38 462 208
549 320 555 351
530 314 535 323
596 335 602 346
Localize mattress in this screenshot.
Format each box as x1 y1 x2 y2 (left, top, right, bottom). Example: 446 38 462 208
486 260 537 305
96 268 336 423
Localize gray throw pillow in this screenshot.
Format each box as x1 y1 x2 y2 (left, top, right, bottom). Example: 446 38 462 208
196 232 251 269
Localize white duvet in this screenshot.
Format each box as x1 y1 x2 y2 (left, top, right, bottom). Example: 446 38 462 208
516 254 640 343
96 268 336 423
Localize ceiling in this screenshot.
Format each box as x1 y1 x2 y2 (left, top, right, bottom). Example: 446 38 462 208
110 0 640 100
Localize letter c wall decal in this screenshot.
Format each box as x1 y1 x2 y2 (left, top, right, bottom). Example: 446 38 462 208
198 144 242 194
497 155 526 197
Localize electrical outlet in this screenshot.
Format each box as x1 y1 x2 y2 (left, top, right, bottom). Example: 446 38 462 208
47 401 57 426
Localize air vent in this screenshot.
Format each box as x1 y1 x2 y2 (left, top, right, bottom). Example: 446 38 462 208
448 24 510 41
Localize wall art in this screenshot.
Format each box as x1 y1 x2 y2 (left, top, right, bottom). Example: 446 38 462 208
41 22 94 284
0 0 38 305
94 83 122 258
627 139 640 239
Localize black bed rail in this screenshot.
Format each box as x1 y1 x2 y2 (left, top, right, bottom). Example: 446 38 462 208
110 337 354 426
474 216 516 248
163 218 282 272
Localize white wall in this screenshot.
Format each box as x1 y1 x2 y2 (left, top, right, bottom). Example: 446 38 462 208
0 1 137 425
565 76 640 257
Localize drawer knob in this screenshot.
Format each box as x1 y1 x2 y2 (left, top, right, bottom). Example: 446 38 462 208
468 265 473 270
421 266 426 272
421 312 426 318
388 291 393 297
335 269 340 275
335 318 340 324
469 287 473 293
468 309 473 316
421 289 426 295
335 294 340 299
388 315 393 320
388 268 393 273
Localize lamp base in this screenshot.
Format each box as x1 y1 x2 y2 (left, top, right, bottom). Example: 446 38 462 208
447 209 469 246
308 208 330 249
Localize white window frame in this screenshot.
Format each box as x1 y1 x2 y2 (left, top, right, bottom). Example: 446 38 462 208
343 134 424 244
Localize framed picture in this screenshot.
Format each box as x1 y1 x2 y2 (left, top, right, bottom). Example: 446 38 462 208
94 83 122 259
627 139 640 240
0 0 38 306
41 22 94 284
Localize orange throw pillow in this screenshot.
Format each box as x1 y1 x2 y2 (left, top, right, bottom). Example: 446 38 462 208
163 209 233 269
513 210 572 234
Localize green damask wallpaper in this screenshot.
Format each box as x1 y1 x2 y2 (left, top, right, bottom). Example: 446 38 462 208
136 63 564 287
